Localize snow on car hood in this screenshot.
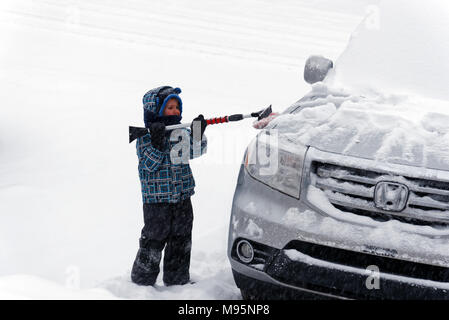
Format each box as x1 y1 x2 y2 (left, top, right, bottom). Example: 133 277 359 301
267 83 449 171
332 0 449 101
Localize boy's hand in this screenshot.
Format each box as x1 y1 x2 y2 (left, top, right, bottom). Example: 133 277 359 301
149 122 166 151
190 114 207 141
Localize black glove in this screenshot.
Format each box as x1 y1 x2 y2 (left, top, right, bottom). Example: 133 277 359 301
149 122 166 151
190 114 207 142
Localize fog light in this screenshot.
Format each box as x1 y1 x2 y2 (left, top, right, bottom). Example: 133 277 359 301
237 240 254 263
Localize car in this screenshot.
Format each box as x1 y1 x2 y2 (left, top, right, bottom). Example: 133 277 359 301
227 2 449 300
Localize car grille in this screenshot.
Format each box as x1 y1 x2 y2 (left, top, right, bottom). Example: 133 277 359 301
310 161 449 225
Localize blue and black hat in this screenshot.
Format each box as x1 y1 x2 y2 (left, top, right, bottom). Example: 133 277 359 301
156 87 183 116
142 86 183 127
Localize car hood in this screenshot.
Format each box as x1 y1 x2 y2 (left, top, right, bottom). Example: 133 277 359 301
307 126 449 172
268 86 449 172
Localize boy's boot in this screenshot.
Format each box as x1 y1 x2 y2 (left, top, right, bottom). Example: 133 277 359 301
163 235 192 286
131 236 163 286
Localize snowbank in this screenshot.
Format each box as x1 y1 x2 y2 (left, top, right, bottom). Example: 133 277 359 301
333 0 449 101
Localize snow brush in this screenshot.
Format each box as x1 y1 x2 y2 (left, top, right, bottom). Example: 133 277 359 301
129 105 277 143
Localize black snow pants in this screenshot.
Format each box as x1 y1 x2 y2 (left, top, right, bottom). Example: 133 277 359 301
131 197 193 286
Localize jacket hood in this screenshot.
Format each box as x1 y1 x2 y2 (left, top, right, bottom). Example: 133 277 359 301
142 86 183 127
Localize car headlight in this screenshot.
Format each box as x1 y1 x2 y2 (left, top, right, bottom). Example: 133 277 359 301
244 130 307 198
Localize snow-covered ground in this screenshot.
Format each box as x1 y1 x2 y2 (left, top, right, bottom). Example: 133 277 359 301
0 0 371 299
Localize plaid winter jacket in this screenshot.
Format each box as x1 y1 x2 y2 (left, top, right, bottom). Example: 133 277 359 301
136 131 207 203
137 86 207 203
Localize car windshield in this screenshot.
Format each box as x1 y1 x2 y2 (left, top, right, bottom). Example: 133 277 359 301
332 0 449 101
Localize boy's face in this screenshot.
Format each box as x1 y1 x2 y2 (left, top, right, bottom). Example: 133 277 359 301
163 98 180 116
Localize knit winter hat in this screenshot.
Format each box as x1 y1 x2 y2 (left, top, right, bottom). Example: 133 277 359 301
142 86 182 115
142 86 183 127
157 87 183 116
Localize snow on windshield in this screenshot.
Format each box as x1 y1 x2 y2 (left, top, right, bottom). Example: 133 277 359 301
332 0 449 101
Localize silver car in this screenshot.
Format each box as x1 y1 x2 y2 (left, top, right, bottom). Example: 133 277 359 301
227 56 449 300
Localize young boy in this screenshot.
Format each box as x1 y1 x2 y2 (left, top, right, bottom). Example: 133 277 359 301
131 86 207 286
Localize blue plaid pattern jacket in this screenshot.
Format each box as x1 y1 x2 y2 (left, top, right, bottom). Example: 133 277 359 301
137 129 207 203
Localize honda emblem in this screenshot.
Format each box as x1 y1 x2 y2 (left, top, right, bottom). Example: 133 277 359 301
374 182 409 212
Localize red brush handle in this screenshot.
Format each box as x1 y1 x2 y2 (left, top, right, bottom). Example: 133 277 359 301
206 116 229 125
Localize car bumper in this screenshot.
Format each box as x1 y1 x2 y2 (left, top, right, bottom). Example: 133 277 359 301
228 164 449 300
231 252 449 300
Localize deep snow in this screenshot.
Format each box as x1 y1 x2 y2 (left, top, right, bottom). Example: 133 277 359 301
334 0 449 101
0 0 371 299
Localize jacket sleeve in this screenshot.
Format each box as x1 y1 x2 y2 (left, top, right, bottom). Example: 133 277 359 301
137 135 164 172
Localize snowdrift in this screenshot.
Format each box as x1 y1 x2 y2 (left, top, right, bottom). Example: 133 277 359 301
334 0 449 101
